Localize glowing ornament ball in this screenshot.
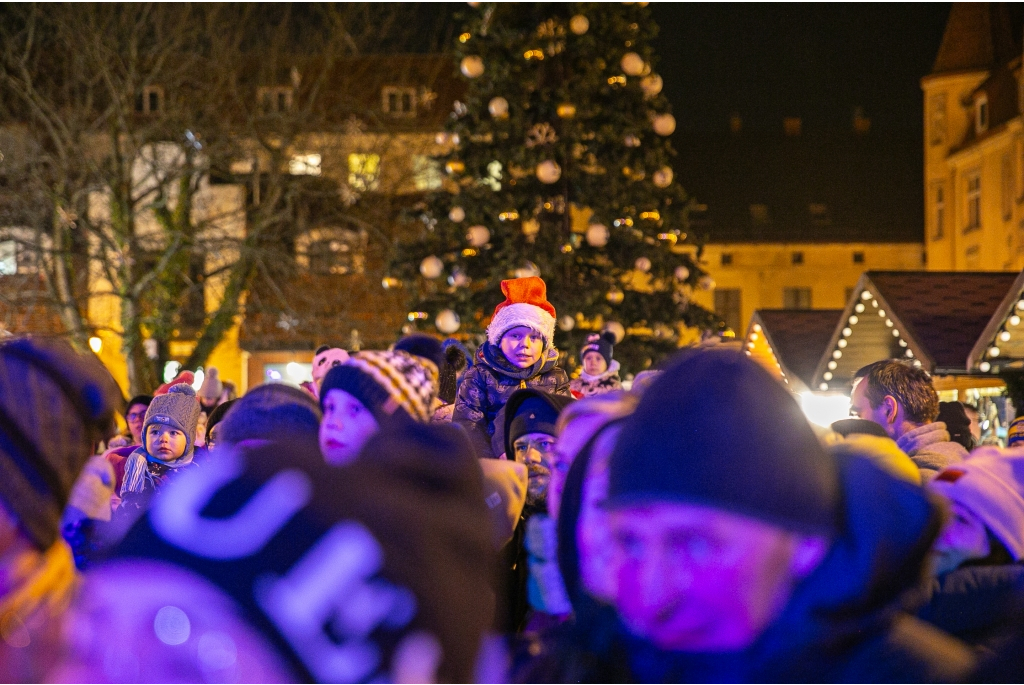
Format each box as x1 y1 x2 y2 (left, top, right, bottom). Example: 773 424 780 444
488 97 509 119
558 315 576 331
448 206 466 223
605 321 626 343
640 74 663 98
674 265 690 281
569 14 589 35
634 257 651 272
420 255 444 279
466 225 490 247
621 52 645 76
460 56 484 78
606 288 625 305
653 166 674 188
536 160 561 184
652 113 676 136
445 160 465 175
699 275 715 291
521 219 540 238
435 309 461 334
585 223 609 247
556 103 577 119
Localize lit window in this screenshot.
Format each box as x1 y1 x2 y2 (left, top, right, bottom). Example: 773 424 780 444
966 172 981 232
749 204 770 224
289 153 321 176
382 86 417 117
135 85 164 114
0 240 16 275
348 153 380 191
933 184 945 240
296 228 367 275
258 86 293 113
412 155 441 191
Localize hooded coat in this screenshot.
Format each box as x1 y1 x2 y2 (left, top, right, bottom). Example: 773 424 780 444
453 344 569 459
514 453 975 683
570 360 623 398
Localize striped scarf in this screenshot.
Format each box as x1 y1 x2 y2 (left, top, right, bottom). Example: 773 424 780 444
120 446 194 496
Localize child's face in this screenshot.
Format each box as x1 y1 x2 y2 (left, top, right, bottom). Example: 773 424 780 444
320 389 379 466
500 326 545 369
145 423 188 461
582 351 608 376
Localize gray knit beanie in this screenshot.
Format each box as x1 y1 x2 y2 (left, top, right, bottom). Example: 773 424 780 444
144 384 202 459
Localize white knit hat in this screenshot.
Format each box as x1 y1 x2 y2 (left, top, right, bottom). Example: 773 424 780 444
485 276 557 347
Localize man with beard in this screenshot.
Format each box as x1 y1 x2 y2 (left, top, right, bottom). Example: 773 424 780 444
498 389 573 632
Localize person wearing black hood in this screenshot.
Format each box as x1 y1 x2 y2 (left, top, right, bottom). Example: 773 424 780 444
497 388 573 633
517 348 974 683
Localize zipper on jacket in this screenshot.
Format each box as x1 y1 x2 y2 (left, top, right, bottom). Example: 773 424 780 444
519 380 526 389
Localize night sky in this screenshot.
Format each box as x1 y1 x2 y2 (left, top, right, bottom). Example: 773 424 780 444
651 3 952 136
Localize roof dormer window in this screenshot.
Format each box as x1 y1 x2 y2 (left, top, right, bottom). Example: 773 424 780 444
975 94 989 135
382 86 416 118
258 86 293 114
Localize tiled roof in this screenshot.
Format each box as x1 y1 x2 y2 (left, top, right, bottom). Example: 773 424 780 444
867 271 1020 370
932 3 1021 74
755 309 844 387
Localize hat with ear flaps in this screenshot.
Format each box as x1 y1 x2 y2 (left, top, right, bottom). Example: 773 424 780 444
580 331 616 367
486 277 557 347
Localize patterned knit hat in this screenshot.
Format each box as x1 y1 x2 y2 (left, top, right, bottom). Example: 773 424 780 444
144 384 202 459
486 277 557 347
580 331 615 367
320 350 438 424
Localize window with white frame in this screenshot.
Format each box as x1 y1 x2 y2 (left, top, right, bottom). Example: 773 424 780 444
412 155 441 191
929 93 946 146
289 153 321 176
295 227 367 275
348 153 380 191
258 86 293 114
975 94 989 135
135 85 164 114
966 171 981 232
381 86 416 117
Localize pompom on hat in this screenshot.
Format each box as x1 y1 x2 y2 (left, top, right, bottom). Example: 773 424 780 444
486 277 557 347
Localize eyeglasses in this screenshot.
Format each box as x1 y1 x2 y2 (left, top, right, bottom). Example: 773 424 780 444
126 411 147 421
513 436 556 461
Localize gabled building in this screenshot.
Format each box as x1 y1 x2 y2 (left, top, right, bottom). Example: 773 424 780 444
922 3 1024 270
743 309 843 392
811 270 1017 397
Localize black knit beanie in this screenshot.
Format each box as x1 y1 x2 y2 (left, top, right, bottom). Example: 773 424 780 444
500 388 574 459
218 384 321 446
113 422 494 682
608 348 840 537
579 331 615 367
0 337 122 549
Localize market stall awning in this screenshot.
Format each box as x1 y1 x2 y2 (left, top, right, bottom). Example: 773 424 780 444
744 309 844 392
968 269 1024 375
812 271 1020 392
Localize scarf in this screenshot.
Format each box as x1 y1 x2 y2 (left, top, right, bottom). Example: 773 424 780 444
479 343 557 381
120 445 194 496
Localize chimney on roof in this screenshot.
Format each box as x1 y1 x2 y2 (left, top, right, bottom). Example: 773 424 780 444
783 117 802 136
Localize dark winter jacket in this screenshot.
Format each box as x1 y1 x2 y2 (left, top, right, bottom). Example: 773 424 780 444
453 344 570 459
514 453 975 683
915 563 1024 649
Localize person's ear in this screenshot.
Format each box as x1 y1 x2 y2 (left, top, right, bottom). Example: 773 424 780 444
790 535 830 579
883 396 899 425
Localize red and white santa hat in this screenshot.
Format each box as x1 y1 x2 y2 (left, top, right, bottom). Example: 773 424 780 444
486 276 557 347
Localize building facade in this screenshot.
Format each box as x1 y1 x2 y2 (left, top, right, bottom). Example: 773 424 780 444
922 3 1024 271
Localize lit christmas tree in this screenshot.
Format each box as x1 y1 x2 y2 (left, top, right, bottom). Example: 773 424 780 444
391 2 722 374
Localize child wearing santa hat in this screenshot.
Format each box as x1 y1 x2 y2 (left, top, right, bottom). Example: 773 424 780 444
453 277 571 459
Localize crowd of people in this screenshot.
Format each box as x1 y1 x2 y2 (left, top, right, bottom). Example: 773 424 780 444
3 274 1024 682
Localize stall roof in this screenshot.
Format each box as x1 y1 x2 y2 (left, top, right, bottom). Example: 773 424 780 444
744 309 844 392
813 271 1020 391
968 269 1024 374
